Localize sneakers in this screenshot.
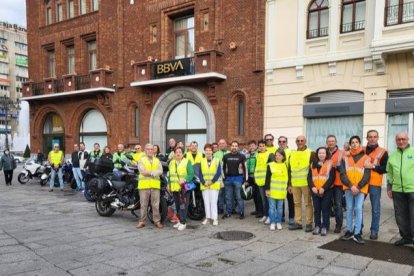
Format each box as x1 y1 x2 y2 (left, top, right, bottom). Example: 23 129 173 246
321 227 327 236
305 224 313 232
212 219 219 226
259 216 267 223
264 217 270 225
289 223 303 230
341 231 354 241
222 214 231 219
369 231 378 240
270 224 276 231
313 226 320 235
48 189 53 192
177 223 186 231
334 225 342 233
353 234 365 244
276 223 282 230
170 215 179 223
201 218 209 225
173 222 181 228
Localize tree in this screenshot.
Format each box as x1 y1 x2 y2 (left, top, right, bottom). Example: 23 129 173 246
23 144 31 158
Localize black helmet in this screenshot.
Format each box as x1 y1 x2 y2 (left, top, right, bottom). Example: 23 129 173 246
240 183 252 200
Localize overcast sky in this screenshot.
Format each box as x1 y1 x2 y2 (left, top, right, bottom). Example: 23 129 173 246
0 0 26 27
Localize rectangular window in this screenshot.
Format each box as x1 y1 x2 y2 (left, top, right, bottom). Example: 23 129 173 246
134 108 139 137
341 0 365 33
87 41 97 71
15 54 28 67
387 113 414 153
150 24 157 43
48 50 55 77
238 98 244 136
386 0 414 26
14 42 28 51
46 7 52 25
91 0 99 12
68 0 75 19
174 16 194 59
56 2 63 22
67 46 75 74
79 0 87 15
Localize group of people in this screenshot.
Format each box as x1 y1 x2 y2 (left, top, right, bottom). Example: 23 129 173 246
41 130 414 247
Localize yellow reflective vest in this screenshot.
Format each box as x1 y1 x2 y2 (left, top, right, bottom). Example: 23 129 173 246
132 152 143 164
169 159 190 192
266 146 277 155
138 157 161 190
268 162 288 199
289 148 312 187
186 151 203 165
200 157 221 191
49 150 63 166
254 151 271 187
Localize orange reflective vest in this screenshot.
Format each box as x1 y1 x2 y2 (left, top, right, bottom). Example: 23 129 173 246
364 146 386 187
343 154 370 194
331 149 344 187
311 160 332 189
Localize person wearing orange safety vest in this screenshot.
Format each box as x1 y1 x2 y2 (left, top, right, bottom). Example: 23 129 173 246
339 136 370 244
363 130 388 240
308 147 335 236
326 135 346 233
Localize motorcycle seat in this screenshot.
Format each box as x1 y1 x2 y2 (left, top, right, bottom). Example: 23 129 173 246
112 181 126 190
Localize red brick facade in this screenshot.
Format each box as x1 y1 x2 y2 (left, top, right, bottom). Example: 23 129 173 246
24 0 265 154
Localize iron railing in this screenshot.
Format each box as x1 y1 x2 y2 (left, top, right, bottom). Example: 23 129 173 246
307 27 329 39
385 2 414 26
341 20 365 33
75 74 90 90
32 82 45 96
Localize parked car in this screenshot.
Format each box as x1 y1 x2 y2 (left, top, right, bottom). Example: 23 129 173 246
14 156 26 163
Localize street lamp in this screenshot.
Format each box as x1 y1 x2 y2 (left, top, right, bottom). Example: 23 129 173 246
0 95 21 150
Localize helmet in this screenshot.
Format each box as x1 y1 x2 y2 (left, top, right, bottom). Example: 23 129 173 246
240 183 252 200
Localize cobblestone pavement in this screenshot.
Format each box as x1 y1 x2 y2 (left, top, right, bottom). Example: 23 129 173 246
0 167 413 275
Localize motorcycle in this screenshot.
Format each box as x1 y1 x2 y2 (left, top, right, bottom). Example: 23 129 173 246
17 159 47 185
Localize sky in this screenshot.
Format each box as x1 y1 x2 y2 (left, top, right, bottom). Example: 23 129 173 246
0 0 27 27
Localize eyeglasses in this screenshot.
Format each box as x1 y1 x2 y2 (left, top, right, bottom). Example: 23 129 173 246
278 140 286 144
296 140 304 142
265 138 273 141
397 138 408 141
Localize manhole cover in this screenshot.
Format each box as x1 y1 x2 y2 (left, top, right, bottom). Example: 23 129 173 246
213 231 254 241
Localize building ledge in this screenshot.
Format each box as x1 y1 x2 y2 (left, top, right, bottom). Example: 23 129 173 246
130 72 227 87
21 87 115 101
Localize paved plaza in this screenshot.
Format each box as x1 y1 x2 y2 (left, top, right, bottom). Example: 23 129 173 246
0 167 413 276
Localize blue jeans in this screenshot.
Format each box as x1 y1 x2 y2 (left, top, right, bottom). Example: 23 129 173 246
72 167 84 190
224 181 244 215
333 186 344 227
369 185 381 234
312 189 333 228
268 198 284 224
173 192 190 224
50 167 64 189
258 186 269 217
345 190 364 234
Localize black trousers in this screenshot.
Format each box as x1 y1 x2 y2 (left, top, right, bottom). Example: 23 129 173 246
392 191 414 242
4 170 13 185
248 177 263 215
282 192 295 220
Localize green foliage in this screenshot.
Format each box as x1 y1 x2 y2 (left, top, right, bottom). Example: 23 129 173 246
23 144 31 158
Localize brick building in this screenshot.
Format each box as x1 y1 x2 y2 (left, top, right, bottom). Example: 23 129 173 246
23 0 265 154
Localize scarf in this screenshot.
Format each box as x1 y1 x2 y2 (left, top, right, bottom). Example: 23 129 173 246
350 146 363 156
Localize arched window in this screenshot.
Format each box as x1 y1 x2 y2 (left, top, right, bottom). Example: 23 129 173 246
307 0 329 39
341 0 365 33
43 112 65 153
237 97 245 136
134 107 139 138
79 109 107 151
386 0 414 26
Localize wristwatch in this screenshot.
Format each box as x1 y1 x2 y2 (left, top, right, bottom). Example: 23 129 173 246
372 165 376 169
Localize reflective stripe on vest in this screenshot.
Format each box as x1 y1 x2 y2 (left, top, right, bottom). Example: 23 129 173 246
49 150 63 165
269 162 288 199
344 154 369 194
254 151 270 186
311 160 332 189
332 149 344 186
290 149 312 187
169 159 189 192
367 147 386 187
186 151 203 165
200 158 221 191
138 157 160 190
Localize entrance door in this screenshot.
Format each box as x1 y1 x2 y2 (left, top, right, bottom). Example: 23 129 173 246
43 113 65 154
79 109 108 151
166 102 207 150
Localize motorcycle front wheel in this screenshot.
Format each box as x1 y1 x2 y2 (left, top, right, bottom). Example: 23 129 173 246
148 196 167 224
39 178 48 186
187 191 205 221
18 173 30 184
95 195 115 217
70 178 77 190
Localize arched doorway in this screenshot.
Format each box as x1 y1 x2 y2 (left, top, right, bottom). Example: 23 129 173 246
166 101 207 148
43 112 65 154
79 109 108 151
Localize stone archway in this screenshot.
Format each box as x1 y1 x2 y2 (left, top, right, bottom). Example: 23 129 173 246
150 86 216 153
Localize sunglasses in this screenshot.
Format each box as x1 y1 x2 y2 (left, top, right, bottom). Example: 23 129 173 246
278 140 286 143
265 138 273 141
296 140 304 142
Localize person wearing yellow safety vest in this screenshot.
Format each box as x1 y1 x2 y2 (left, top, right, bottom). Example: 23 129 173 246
308 147 335 236
185 141 204 165
132 144 144 165
277 135 294 225
168 147 195 231
214 139 229 214
339 135 370 244
198 144 222 226
363 130 388 241
47 143 65 192
288 135 315 232
136 144 163 229
264 133 277 155
326 134 346 233
264 148 288 231
255 139 275 224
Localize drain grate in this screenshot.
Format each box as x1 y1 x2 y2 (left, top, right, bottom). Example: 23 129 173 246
320 239 414 266
213 231 254 241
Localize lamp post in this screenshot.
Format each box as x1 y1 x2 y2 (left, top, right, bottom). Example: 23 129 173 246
0 95 21 150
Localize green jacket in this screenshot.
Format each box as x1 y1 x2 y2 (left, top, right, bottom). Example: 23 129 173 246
246 150 257 176
112 151 132 169
213 150 229 162
387 146 414 193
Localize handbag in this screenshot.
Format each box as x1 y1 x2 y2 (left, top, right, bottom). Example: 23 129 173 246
175 161 196 192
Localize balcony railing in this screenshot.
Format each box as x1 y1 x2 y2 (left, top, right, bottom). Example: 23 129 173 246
385 2 414 26
307 27 329 39
341 20 365 33
23 68 113 98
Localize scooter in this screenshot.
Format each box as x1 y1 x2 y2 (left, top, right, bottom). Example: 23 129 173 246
18 159 47 185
